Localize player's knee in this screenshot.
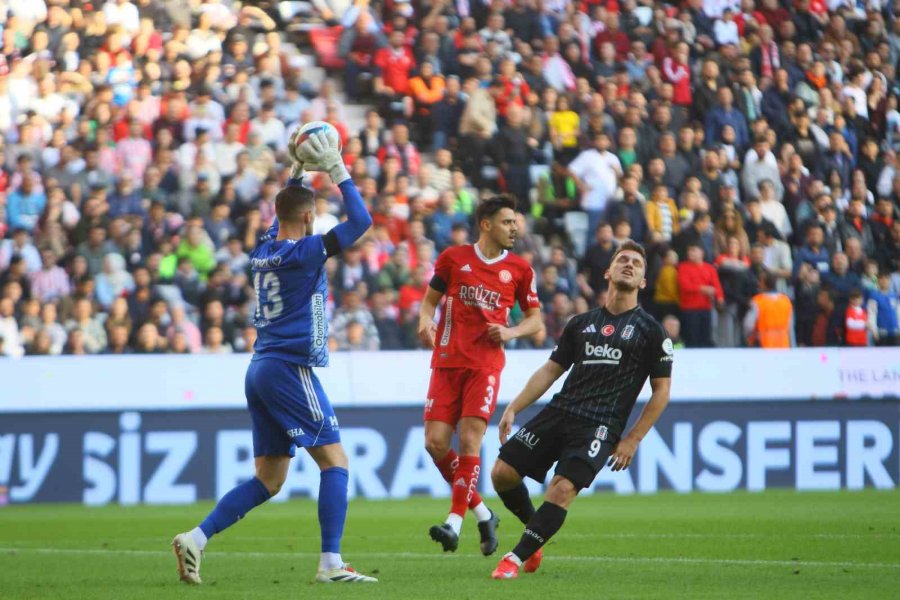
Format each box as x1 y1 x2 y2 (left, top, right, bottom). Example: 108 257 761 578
457 423 486 455
259 473 286 496
491 460 521 491
424 433 451 459
311 443 349 470
545 477 578 508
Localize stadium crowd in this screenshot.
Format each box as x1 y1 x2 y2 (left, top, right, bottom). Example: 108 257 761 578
1 0 900 358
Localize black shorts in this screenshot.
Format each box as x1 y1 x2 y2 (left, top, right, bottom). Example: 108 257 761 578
498 406 617 490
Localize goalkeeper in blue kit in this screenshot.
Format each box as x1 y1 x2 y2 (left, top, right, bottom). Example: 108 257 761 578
172 132 377 584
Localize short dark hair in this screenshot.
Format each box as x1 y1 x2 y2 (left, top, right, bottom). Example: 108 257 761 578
611 240 647 267
474 194 516 228
275 185 315 223
760 271 778 291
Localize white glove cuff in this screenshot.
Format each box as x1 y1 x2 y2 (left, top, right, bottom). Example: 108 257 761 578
328 163 351 185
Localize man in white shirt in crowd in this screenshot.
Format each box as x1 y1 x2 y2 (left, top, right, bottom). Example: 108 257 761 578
567 132 623 252
250 102 287 152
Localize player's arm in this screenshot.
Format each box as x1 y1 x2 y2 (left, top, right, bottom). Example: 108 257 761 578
488 307 544 344
417 285 444 349
499 317 577 442
299 132 372 257
498 360 566 443
490 267 545 344
419 250 453 349
609 327 674 471
608 377 671 472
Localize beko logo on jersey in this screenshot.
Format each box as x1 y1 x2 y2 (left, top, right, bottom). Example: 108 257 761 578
250 256 283 269
458 284 501 310
584 342 623 364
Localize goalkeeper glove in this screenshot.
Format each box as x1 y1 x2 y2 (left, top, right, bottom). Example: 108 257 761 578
300 131 351 184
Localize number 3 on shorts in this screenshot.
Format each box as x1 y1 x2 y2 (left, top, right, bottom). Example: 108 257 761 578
588 439 602 458
482 384 494 414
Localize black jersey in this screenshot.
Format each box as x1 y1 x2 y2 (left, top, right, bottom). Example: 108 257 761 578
548 305 673 436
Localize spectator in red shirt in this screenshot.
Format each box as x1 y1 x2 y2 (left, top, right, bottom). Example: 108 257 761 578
372 194 411 246
662 41 692 107
843 289 870 346
593 12 630 62
677 244 725 347
374 30 416 117
492 58 531 119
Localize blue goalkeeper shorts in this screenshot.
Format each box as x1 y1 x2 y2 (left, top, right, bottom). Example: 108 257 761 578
244 357 341 457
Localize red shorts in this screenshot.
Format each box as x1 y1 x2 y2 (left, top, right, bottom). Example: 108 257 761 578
424 367 501 426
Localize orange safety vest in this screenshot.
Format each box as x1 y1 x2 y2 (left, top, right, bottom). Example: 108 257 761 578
751 293 792 348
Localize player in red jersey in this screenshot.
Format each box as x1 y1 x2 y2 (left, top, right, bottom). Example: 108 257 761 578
417 195 544 554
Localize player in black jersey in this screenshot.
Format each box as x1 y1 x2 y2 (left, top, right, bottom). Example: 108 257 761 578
489 241 674 580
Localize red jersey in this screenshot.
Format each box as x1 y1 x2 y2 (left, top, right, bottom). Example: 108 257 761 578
431 245 540 370
844 305 868 346
373 47 415 96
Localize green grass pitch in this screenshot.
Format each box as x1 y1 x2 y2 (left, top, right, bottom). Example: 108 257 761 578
1 490 898 599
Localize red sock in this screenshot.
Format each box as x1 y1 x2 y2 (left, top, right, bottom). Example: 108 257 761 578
435 450 483 510
450 455 481 517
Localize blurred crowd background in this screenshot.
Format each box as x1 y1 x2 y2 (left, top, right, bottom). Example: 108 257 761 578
1 0 899 358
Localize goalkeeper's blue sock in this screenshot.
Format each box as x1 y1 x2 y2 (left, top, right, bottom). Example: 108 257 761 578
195 477 271 548
318 467 349 568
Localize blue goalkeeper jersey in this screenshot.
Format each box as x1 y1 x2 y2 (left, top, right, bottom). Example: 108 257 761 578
250 223 331 367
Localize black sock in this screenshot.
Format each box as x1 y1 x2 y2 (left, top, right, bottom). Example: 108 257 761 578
498 483 536 525
512 502 567 562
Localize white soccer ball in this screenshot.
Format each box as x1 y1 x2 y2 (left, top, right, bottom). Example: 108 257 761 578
290 121 342 171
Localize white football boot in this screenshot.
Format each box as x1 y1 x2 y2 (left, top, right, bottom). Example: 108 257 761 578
315 563 378 583
171 532 203 584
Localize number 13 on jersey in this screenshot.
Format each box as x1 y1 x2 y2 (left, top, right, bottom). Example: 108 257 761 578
254 271 283 321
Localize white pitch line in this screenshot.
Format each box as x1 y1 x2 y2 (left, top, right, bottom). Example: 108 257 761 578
1 547 898 570
111 531 899 543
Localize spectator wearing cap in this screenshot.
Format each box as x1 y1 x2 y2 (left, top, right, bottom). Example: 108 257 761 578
677 244 725 348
